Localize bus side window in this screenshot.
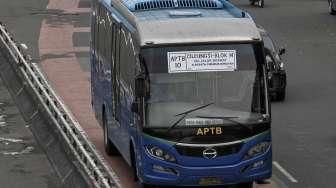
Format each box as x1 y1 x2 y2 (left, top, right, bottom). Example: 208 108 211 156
94 3 99 65
107 13 112 68
120 29 126 84
112 22 121 119
104 12 111 69
98 6 106 67
91 1 96 53
98 6 102 66
120 29 134 94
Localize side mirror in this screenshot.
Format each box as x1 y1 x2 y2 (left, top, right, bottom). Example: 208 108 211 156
279 48 286 56
135 75 146 98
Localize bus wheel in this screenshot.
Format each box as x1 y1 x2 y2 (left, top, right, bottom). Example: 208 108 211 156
103 115 119 155
237 182 253 188
137 183 153 188
249 0 255 5
276 89 286 101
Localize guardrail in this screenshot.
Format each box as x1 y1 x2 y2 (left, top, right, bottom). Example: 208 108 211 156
0 22 121 188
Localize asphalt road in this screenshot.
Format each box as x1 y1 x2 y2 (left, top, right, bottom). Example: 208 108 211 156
1 0 336 187
230 0 336 187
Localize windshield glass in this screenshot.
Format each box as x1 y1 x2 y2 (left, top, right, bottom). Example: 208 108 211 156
141 43 266 129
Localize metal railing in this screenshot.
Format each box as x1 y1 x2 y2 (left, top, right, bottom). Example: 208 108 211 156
0 22 121 188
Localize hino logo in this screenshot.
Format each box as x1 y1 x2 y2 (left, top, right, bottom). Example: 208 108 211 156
203 148 217 159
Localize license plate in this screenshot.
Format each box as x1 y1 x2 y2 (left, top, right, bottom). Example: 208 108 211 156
199 177 222 186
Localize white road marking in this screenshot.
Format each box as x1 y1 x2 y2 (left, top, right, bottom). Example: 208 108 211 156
273 161 298 183
0 137 23 143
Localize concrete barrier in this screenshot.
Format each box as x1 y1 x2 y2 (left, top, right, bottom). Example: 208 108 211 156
0 28 92 188
0 22 120 188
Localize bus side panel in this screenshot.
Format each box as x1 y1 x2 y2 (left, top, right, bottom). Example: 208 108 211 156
94 0 140 166
101 6 113 129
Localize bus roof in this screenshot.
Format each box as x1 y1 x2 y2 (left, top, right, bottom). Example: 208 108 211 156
108 0 262 46
137 17 261 46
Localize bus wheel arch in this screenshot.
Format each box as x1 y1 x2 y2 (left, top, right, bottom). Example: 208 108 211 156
130 142 148 187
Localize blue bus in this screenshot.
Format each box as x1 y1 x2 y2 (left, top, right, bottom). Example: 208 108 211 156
91 0 272 187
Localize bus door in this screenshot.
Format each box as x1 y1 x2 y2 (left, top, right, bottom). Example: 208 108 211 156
118 29 136 157
111 16 135 159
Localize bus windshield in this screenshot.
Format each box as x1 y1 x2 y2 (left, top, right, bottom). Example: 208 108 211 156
141 43 266 129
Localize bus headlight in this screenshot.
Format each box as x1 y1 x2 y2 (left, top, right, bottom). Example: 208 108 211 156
244 142 271 160
146 146 176 163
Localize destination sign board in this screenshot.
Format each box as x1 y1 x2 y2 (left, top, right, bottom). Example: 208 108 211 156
168 50 237 73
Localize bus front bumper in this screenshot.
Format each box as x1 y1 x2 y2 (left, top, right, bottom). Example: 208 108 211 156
140 150 272 186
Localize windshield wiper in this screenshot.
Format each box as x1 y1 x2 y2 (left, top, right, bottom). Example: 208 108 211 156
195 116 252 132
175 102 214 116
166 102 214 132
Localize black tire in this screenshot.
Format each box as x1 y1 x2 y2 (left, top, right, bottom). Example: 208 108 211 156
270 93 276 102
236 182 253 188
103 114 119 155
329 1 336 15
276 89 286 101
249 0 255 5
256 179 270 184
136 183 153 188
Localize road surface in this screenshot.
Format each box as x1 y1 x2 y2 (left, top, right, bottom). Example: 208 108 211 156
231 0 336 187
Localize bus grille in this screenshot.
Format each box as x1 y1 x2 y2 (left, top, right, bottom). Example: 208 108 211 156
174 142 243 158
134 0 222 11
